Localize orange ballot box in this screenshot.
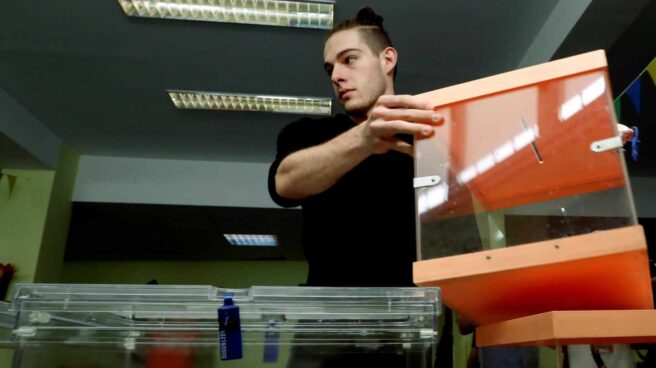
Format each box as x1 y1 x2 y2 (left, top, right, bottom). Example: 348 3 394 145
411 50 653 326
475 310 656 367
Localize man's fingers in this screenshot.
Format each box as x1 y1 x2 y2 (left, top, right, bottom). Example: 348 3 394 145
376 94 433 110
618 124 634 144
363 98 442 155
370 120 435 137
383 139 414 156
372 105 444 125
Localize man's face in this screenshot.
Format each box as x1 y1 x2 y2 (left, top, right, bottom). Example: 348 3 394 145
323 29 388 116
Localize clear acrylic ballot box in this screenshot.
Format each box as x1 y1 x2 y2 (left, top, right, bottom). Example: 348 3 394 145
0 284 440 368
412 50 653 326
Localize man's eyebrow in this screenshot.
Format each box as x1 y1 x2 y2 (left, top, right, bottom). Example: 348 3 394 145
335 48 362 59
323 48 363 71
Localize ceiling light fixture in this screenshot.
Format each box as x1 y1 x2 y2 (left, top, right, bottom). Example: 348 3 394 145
117 0 334 29
224 234 278 247
168 90 332 115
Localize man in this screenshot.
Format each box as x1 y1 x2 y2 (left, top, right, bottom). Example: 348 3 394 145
268 7 443 287
270 10 450 368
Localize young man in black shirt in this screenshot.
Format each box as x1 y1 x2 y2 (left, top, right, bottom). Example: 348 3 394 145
269 8 448 367
268 8 443 287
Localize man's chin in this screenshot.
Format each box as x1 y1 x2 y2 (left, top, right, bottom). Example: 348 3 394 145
343 100 369 116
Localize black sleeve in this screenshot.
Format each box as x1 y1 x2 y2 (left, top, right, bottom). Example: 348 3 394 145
267 118 316 208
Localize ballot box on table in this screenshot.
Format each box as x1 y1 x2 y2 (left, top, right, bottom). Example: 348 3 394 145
0 283 440 368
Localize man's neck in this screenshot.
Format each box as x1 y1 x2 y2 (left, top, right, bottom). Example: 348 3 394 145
350 85 395 125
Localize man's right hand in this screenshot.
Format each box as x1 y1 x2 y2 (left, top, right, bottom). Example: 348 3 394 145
357 94 444 156
275 94 443 200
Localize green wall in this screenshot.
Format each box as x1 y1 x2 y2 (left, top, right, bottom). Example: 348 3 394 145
0 144 79 367
453 316 474 368
0 169 55 292
0 144 78 297
34 144 79 283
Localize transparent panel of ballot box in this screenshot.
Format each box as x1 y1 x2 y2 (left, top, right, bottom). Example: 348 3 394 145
415 69 635 259
0 302 14 343
1 284 440 368
0 302 16 367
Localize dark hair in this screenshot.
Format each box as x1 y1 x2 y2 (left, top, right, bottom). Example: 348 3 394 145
327 7 397 78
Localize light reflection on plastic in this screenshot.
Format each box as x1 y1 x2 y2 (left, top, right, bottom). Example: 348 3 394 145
493 142 514 162
418 184 449 215
456 125 539 185
475 154 495 174
581 77 606 105
513 129 536 151
457 166 477 185
559 76 606 121
559 95 583 121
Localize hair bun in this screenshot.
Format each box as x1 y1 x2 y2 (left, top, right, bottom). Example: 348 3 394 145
356 7 384 27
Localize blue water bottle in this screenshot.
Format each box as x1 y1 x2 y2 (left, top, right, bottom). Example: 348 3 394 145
218 294 243 360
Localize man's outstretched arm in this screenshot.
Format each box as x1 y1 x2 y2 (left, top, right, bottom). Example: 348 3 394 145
275 95 443 200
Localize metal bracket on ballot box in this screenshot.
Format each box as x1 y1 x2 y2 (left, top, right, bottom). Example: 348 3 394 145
413 176 441 188
590 136 623 153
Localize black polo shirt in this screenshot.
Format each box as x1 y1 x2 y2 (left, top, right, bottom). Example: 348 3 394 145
268 113 416 286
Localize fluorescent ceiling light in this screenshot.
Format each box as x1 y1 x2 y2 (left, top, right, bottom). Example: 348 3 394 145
168 90 332 115
224 234 278 247
117 0 334 29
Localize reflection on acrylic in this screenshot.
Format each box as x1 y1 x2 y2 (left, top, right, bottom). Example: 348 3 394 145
456 124 540 185
417 184 449 215
559 76 606 121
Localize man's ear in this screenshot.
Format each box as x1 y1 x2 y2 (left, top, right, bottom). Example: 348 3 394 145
380 47 398 77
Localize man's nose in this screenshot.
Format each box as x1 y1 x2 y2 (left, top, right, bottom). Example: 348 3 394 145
330 65 345 84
